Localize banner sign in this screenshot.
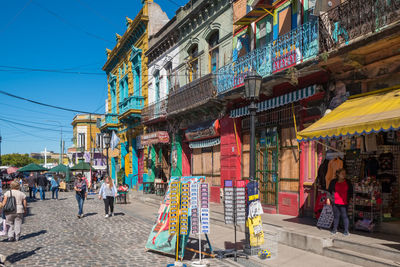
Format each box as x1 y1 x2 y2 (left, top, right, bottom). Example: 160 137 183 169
169 181 180 236
224 183 234 224
185 120 220 142
190 182 199 234
200 183 210 234
141 131 170 146
179 183 190 235
145 176 204 256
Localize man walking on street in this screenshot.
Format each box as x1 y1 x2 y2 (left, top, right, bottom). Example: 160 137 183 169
27 173 37 200
37 173 48 200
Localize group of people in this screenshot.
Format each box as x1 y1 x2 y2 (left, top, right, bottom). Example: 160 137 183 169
73 174 118 219
26 173 60 200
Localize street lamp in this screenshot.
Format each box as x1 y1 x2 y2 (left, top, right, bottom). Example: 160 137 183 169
244 70 261 256
103 132 111 176
244 70 261 181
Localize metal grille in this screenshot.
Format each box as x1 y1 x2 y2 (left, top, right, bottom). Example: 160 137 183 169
319 0 400 52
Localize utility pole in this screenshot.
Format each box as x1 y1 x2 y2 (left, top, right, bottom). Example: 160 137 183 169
0 130 2 166
44 147 47 167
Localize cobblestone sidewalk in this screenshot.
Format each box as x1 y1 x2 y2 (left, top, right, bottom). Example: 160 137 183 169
0 192 234 267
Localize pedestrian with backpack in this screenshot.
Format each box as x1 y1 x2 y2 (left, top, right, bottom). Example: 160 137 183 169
2 181 27 241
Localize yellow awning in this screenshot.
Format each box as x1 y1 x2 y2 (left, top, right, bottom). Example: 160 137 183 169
298 87 400 141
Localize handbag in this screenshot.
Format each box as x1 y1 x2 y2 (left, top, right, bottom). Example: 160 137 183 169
3 190 16 213
317 204 334 229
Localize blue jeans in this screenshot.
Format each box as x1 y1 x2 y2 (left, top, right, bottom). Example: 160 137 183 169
38 186 45 200
75 194 85 215
333 204 349 233
51 188 59 199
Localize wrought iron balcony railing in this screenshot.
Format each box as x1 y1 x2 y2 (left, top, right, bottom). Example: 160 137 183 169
319 0 400 52
99 113 119 129
142 97 168 123
216 20 319 94
118 95 145 115
167 73 216 115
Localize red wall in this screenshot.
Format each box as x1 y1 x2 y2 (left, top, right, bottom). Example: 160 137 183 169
182 140 191 176
278 192 299 216
220 115 242 186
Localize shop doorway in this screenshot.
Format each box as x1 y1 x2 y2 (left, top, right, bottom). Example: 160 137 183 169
256 127 279 206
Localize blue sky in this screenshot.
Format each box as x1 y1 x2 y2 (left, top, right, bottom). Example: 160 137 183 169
0 0 185 155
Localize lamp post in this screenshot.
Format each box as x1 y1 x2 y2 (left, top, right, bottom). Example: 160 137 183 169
244 70 262 181
244 70 262 255
103 132 111 176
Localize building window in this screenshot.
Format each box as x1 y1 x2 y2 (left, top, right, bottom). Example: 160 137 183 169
165 63 172 93
278 6 292 37
256 16 273 48
78 133 86 150
111 80 117 113
188 44 199 82
208 31 219 73
134 67 141 96
96 133 103 149
154 71 160 102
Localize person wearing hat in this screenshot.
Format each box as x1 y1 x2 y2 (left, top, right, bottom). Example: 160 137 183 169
1 181 27 241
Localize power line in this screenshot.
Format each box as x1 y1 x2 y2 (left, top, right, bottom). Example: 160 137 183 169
0 117 61 132
0 0 33 34
0 65 104 75
0 115 70 128
0 90 103 115
2 122 59 142
0 101 73 120
32 0 113 44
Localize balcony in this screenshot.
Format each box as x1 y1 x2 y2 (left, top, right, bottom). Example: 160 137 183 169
319 0 400 52
216 20 319 94
167 73 217 116
99 113 119 131
118 95 145 122
142 97 168 124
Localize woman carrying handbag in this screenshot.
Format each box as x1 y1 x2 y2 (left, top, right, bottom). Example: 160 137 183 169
2 181 27 241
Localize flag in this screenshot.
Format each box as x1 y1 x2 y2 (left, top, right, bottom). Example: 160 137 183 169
110 131 120 150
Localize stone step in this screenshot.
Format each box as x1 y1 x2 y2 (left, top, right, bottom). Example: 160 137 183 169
333 238 400 262
324 246 400 267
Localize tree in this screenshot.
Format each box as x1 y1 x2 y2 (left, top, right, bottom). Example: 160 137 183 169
1 153 39 167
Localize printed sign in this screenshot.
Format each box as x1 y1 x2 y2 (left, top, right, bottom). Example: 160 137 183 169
169 181 180 235
180 183 190 235
190 182 199 234
200 183 210 234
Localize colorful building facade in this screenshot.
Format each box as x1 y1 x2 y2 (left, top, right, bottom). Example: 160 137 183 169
68 114 106 170
100 0 169 187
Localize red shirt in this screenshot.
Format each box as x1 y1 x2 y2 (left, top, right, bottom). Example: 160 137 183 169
334 180 348 205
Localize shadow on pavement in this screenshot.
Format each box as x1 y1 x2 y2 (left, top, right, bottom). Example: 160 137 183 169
21 230 47 240
6 247 42 264
83 213 97 217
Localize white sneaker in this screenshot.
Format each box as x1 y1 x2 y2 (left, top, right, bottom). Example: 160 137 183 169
0 254 5 264
105 214 109 218
111 213 114 217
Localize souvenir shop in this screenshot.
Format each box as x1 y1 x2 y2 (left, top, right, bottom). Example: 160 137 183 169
298 88 400 233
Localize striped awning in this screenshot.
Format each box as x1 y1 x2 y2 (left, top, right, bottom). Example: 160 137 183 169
189 137 221 149
230 85 316 118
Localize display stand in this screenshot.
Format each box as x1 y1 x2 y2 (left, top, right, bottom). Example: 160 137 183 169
216 180 248 261
353 183 382 232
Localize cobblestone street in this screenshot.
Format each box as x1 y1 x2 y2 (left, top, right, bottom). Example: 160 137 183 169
0 192 234 267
